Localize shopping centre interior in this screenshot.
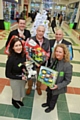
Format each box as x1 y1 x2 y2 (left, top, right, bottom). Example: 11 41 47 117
0 0 80 31
0 0 80 120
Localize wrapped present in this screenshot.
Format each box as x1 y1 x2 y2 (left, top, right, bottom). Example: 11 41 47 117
4 36 16 55
67 45 73 60
38 66 58 88
24 39 49 67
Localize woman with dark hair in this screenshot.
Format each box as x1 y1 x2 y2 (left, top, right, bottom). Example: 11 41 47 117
5 37 27 109
42 44 73 113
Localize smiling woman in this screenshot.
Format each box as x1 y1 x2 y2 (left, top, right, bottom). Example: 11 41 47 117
52 44 70 62
13 40 22 54
42 44 72 113
9 37 24 56
5 37 27 109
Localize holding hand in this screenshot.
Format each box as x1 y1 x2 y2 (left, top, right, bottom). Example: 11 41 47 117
50 85 58 90
19 33 25 39
22 74 27 81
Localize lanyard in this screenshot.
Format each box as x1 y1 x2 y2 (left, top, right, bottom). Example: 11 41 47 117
52 59 58 70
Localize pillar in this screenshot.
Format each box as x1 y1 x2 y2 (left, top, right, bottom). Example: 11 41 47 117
40 0 44 13
74 2 80 29
0 0 3 19
75 2 80 23
51 3 55 17
28 0 31 13
0 0 4 29
19 0 24 14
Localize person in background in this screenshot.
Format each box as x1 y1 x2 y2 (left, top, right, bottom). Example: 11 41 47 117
48 28 73 66
47 12 51 23
5 17 31 47
5 37 27 109
59 14 63 26
16 11 19 22
31 11 36 23
26 25 50 95
11 8 14 20
42 44 73 113
51 17 56 33
20 11 25 19
56 17 59 28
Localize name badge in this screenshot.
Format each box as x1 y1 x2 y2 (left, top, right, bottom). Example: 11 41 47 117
59 72 64 77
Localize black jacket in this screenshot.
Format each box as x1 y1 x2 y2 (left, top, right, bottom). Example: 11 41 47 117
6 29 31 47
51 20 56 28
50 39 72 48
31 36 50 52
5 53 26 80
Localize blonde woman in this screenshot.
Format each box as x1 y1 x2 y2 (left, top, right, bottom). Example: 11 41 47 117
42 44 73 113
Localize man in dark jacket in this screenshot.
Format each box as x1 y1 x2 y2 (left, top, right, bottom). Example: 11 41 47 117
26 25 50 95
5 17 31 47
48 28 73 66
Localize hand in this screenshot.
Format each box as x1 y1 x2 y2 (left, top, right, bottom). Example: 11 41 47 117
22 74 27 81
19 34 25 39
50 85 58 90
46 56 49 60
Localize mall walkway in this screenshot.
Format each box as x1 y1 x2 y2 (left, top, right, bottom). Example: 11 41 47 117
0 18 80 120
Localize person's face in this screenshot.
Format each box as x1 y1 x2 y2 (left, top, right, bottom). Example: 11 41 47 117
55 30 63 42
13 41 22 54
18 19 26 31
55 47 64 60
36 26 45 40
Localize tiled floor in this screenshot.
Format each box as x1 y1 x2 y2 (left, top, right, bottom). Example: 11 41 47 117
0 18 80 120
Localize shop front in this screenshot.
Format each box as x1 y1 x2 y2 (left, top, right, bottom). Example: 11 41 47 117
2 0 20 30
66 2 79 29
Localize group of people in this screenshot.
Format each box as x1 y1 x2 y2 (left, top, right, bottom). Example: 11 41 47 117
5 17 73 113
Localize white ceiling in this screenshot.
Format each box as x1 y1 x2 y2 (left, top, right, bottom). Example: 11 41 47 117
31 0 69 2
31 0 69 6
32 0 79 3
31 0 79 6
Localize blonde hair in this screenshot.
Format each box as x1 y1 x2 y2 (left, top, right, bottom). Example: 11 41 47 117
52 44 70 62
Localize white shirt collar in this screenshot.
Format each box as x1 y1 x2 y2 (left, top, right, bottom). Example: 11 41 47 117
18 28 24 34
54 39 63 47
56 39 63 44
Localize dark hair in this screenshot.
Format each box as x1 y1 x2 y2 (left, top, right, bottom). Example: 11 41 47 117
17 17 26 23
53 17 56 20
9 37 25 57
